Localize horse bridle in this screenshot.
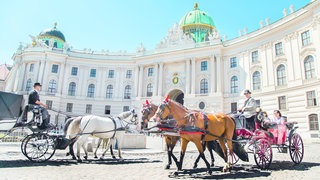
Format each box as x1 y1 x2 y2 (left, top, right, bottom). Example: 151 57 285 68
120 112 138 126
142 105 155 120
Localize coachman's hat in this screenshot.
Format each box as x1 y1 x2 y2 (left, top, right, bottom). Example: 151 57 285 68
243 89 251 94
34 82 42 87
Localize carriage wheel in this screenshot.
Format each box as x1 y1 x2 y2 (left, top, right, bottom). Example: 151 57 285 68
23 133 56 162
289 133 304 164
21 135 32 156
254 139 272 169
225 142 239 165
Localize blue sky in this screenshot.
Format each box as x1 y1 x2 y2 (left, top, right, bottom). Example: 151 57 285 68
0 0 311 65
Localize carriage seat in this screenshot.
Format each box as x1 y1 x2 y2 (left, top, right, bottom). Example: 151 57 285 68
263 122 277 129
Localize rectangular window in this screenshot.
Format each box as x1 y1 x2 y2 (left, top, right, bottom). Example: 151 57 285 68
108 70 114 78
230 57 237 68
275 42 283 56
105 105 111 115
309 114 319 130
46 100 53 110
126 70 132 78
201 61 208 71
231 102 237 113
251 50 259 63
255 99 261 108
71 67 78 76
29 64 34 72
278 96 287 110
301 30 311 46
86 104 92 114
123 106 130 112
307 90 317 107
51 64 59 73
148 67 154 77
90 69 96 77
66 103 73 112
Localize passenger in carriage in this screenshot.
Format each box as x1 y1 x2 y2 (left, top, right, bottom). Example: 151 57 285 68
262 111 270 122
272 110 285 125
238 89 257 131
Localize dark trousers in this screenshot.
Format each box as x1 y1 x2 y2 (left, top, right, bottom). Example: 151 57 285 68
39 107 50 129
245 116 255 131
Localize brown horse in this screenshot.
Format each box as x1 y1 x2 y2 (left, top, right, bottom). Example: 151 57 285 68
151 96 236 175
142 100 216 169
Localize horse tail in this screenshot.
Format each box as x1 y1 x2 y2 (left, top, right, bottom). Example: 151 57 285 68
230 117 237 140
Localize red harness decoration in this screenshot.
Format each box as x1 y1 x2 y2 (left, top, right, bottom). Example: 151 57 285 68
159 127 172 131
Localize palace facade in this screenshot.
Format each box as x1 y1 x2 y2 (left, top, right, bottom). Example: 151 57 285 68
4 2 320 140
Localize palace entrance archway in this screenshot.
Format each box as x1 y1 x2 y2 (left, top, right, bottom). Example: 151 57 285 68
168 89 184 105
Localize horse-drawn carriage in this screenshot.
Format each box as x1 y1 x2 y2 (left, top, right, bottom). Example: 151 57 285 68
142 96 304 175
231 108 304 169
0 91 138 163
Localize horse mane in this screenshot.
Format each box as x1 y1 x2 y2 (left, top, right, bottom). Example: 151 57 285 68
169 99 188 111
117 111 132 119
63 117 76 136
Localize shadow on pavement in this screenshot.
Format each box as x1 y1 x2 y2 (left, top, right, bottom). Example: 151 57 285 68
0 158 161 168
168 161 320 179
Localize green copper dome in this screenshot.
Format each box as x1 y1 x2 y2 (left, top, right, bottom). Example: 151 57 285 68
38 23 65 49
179 3 215 42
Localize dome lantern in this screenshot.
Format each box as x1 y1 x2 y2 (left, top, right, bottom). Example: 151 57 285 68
38 22 66 49
179 3 215 43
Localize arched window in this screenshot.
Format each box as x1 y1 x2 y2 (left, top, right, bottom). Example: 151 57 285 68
124 85 131 99
147 83 153 97
25 79 32 91
277 64 287 86
309 114 319 130
231 76 238 93
200 79 208 94
304 55 315 79
48 79 57 93
87 84 95 98
68 82 76 96
252 71 261 90
106 85 113 99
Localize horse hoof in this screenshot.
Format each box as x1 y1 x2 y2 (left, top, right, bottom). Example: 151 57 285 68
72 156 77 160
193 164 198 169
83 156 88 160
165 164 170 169
94 156 98 159
77 159 82 163
66 152 70 156
172 171 179 176
112 156 116 159
210 163 214 167
207 170 212 175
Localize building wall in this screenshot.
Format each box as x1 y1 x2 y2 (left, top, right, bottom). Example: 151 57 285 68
5 1 320 140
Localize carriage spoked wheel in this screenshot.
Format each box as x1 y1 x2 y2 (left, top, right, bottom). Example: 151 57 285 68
225 142 239 165
21 135 32 156
253 139 273 169
22 133 56 162
289 133 304 164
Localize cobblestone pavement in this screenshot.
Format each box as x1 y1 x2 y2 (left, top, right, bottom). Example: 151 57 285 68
0 138 319 180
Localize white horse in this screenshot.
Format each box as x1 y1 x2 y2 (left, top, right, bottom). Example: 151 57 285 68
65 110 138 162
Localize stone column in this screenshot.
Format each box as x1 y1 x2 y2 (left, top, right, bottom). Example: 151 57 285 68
42 60 51 92
134 66 139 97
97 67 104 99
210 56 216 94
79 66 86 98
153 64 158 96
185 59 190 95
38 60 46 84
57 61 66 95
216 56 222 93
34 61 40 83
157 63 163 97
18 62 27 92
138 65 144 97
191 58 196 95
